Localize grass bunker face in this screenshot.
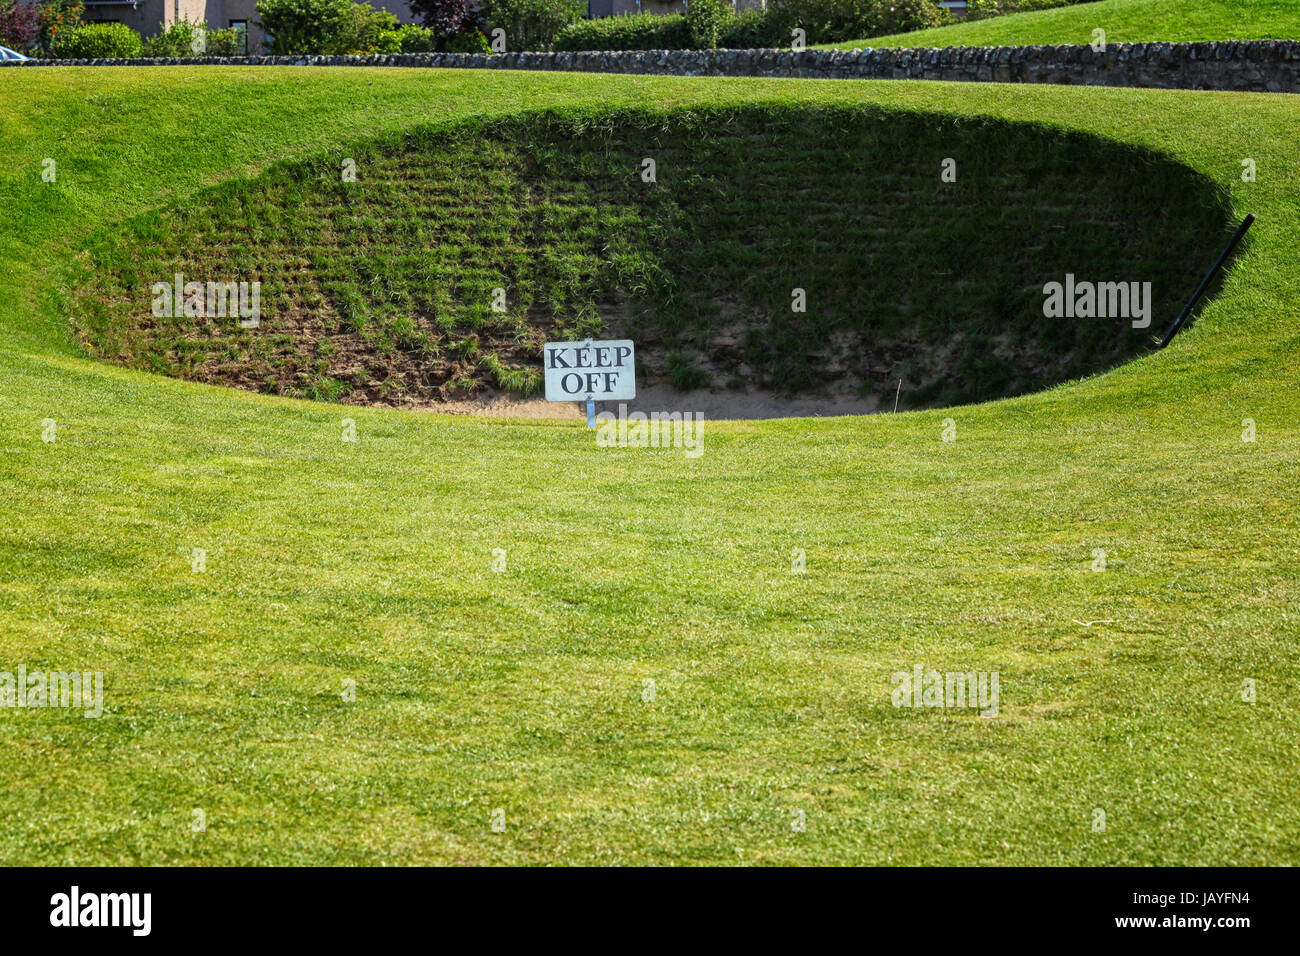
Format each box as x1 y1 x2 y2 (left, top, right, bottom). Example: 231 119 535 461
74 106 1234 411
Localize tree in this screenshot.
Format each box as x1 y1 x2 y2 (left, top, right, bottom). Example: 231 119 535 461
406 0 478 38
0 0 41 49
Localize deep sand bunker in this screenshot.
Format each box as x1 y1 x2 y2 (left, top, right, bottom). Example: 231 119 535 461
73 105 1235 418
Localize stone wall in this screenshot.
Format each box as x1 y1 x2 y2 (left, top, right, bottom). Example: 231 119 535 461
5 41 1298 94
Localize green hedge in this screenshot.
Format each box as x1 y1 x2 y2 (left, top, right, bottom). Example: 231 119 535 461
445 28 491 52
553 12 690 52
398 23 492 53
720 9 796 49
686 0 729 50
968 0 1100 15
56 22 143 58
782 0 946 46
554 1 946 52
478 0 584 51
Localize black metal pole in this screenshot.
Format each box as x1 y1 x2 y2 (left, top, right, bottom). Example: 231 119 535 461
1158 213 1255 349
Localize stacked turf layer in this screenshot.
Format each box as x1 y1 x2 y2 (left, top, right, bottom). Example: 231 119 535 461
74 108 1229 407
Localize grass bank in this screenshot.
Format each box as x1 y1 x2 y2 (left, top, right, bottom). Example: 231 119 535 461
826 0 1300 49
0 67 1296 864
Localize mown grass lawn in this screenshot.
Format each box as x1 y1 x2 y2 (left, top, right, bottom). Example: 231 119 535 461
827 0 1300 49
0 67 1297 865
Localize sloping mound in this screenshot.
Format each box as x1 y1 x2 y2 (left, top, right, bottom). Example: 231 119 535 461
4 65 1299 868
836 0 1300 49
74 105 1233 409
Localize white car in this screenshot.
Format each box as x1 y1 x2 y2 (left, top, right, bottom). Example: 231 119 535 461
0 47 32 62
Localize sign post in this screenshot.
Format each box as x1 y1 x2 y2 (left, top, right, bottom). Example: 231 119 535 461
544 338 636 427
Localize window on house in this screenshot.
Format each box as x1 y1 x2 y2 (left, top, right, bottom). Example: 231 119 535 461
230 20 248 54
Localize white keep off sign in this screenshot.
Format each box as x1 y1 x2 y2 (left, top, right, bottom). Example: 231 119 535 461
544 339 636 402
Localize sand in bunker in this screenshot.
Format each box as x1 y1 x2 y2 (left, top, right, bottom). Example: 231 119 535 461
416 384 885 421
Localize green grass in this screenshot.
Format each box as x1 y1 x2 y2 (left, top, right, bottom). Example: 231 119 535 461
1 67 1298 865
826 0 1300 49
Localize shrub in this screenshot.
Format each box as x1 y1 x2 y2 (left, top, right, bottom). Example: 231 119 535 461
372 28 402 53
255 0 351 55
206 26 246 55
685 0 728 50
778 0 946 45
141 19 248 56
963 0 1000 17
37 0 81 52
55 21 141 57
870 0 947 36
406 0 478 38
477 0 582 51
141 17 205 57
554 0 943 51
444 26 490 53
254 0 401 55
0 0 41 49
718 9 791 49
1020 0 1095 7
553 12 690 52
397 19 488 53
328 2 401 53
967 0 1094 17
397 23 436 51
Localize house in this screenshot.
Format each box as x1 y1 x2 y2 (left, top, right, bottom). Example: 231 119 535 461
80 0 418 55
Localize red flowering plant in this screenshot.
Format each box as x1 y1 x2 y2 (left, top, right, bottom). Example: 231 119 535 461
37 0 83 53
